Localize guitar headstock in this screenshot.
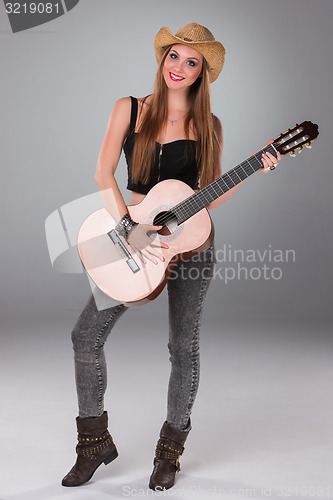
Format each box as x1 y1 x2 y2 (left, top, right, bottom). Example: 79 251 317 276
273 121 319 157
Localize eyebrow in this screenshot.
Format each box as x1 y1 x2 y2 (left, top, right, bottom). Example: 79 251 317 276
170 49 200 62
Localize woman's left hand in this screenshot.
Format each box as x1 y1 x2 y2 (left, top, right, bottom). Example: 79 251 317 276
258 139 281 173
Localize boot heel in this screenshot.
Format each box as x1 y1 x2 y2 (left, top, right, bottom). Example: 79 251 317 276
104 447 118 465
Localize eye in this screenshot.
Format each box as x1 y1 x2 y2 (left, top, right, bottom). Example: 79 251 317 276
169 52 177 59
187 60 197 67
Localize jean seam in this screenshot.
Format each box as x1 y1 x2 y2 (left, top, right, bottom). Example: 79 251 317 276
184 256 214 425
94 304 125 415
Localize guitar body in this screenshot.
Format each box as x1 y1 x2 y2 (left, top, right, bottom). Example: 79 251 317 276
78 179 214 305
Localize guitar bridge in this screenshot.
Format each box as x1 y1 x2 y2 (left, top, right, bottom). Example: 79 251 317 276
107 229 140 274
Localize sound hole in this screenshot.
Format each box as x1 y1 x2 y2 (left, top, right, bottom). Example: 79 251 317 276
153 211 178 236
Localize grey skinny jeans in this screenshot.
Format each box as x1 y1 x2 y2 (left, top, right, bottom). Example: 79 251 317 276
71 243 215 431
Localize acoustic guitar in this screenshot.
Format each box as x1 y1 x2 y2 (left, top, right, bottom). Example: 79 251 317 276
78 121 319 306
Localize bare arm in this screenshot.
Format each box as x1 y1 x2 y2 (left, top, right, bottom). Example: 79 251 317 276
94 97 132 222
94 97 167 264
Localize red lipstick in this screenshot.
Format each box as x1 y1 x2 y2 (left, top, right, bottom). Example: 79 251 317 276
169 72 185 82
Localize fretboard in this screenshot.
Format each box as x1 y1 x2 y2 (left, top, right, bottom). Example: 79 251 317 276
172 143 277 225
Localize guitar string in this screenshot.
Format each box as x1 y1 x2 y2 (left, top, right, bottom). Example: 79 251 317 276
153 132 314 227
150 128 314 227
132 133 311 229
149 143 278 228
152 147 271 227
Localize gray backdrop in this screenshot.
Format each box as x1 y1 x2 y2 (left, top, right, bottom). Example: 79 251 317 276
1 0 332 324
1 1 333 498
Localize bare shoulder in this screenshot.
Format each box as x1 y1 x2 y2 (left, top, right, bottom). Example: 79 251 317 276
110 96 131 121
104 97 133 141
109 94 151 133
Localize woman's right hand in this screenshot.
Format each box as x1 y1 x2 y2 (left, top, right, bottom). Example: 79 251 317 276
127 224 169 264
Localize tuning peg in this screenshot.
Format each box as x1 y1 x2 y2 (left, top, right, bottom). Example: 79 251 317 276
289 151 296 157
305 142 312 149
297 147 303 154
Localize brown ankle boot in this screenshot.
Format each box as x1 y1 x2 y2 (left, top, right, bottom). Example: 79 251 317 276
62 411 118 487
149 420 191 491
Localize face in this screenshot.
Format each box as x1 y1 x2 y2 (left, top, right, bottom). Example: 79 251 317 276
162 44 204 90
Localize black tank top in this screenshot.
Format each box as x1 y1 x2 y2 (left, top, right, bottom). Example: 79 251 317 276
123 96 199 195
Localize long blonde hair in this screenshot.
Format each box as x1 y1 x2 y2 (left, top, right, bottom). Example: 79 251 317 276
131 46 221 188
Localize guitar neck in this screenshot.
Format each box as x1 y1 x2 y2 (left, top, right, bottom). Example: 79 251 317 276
172 143 278 225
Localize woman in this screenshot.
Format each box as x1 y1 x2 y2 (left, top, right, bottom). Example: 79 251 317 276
61 23 280 491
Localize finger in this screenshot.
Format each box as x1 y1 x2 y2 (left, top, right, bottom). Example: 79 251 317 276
145 224 163 232
137 251 146 265
146 246 165 262
141 248 158 264
129 244 146 264
145 224 162 237
262 152 276 169
266 148 281 162
148 226 169 249
150 237 169 249
260 156 271 173
265 151 279 163
151 240 169 250
261 154 270 168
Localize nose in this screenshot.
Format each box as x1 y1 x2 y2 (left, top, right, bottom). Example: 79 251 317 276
172 60 185 75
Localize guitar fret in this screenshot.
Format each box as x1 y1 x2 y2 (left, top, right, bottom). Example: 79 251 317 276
253 154 263 167
208 183 221 198
229 170 241 183
197 191 210 203
246 159 256 171
216 177 229 192
234 165 248 180
222 174 236 189
242 161 254 176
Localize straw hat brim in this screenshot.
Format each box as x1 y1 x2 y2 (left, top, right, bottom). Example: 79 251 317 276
154 26 225 83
